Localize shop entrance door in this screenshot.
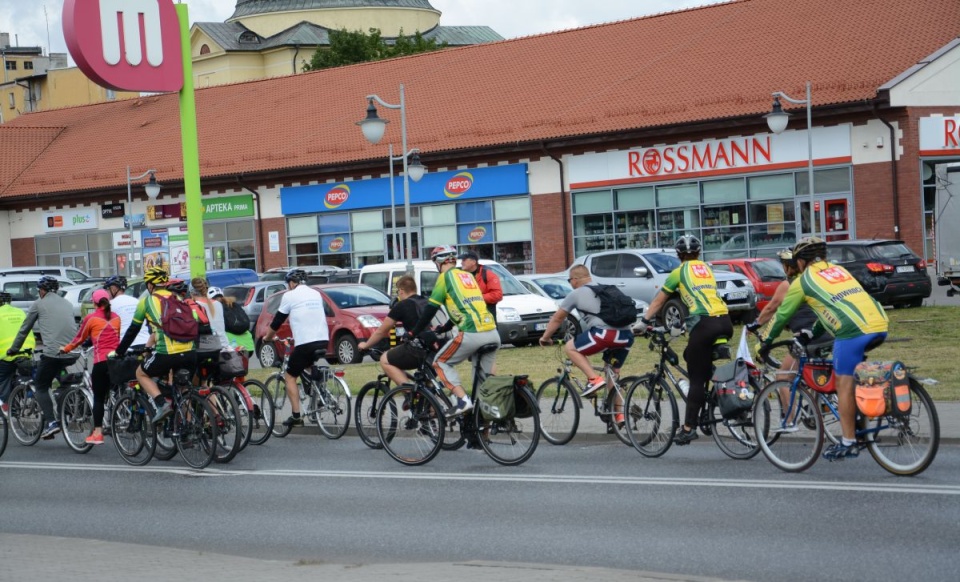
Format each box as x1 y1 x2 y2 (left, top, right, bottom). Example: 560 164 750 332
61 253 88 274
796 195 852 241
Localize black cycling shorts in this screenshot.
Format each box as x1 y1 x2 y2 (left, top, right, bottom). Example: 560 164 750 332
141 352 197 381
385 341 428 370
288 341 328 378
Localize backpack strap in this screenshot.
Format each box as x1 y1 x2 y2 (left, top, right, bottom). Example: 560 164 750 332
577 284 601 317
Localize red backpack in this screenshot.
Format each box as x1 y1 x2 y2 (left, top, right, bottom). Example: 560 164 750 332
154 292 200 342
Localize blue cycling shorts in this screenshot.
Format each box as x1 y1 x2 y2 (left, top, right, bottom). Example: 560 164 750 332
833 332 887 376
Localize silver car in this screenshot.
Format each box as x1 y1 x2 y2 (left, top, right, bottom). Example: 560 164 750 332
222 281 289 331
516 273 649 336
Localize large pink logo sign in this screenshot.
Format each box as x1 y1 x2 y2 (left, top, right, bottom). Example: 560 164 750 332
63 0 184 92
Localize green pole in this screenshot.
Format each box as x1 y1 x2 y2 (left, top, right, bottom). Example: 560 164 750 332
175 3 206 278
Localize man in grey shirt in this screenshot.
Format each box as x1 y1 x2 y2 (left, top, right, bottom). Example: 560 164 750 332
7 276 79 439
538 264 635 399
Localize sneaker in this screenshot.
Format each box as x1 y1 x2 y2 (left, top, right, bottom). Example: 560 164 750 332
445 399 474 418
823 441 860 461
673 427 699 446
282 415 304 428
85 433 104 445
150 401 173 425
41 420 61 440
773 423 800 434
615 413 625 430
0 403 8 417
581 377 605 398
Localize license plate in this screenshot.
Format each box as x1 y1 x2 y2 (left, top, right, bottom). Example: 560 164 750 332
725 291 748 301
535 323 548 331
896 265 914 273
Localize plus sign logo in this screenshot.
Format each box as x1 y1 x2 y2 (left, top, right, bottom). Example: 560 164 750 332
63 0 184 92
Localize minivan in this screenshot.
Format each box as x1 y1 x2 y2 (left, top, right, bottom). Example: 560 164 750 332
359 260 558 346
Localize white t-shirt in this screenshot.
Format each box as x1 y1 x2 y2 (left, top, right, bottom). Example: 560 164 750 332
111 293 150 346
195 298 229 349
277 284 329 345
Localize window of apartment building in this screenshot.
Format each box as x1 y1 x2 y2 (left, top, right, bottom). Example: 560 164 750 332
5 61 16 70
24 61 33 70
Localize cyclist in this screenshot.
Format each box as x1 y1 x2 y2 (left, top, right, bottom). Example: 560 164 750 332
187 278 225 381
113 267 198 424
6 276 79 439
60 289 121 445
208 288 255 354
641 235 733 445
261 269 329 428
538 265 634 407
358 275 433 387
103 275 150 348
0 291 35 414
407 245 500 418
761 237 889 461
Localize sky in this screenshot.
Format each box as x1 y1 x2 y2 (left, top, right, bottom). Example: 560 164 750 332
1 0 727 61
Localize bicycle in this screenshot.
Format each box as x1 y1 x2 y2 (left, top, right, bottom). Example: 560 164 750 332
623 326 764 460
57 346 108 454
754 337 939 475
265 339 351 439
376 341 540 466
535 339 642 446
108 353 158 466
0 387 7 458
7 349 81 447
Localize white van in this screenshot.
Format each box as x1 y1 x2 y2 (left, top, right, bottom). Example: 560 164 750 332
0 266 93 285
359 260 558 346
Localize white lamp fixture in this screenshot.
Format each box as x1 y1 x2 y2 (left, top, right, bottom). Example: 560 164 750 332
764 81 816 237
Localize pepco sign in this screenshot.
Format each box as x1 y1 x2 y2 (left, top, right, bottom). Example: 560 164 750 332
324 184 351 209
444 172 474 198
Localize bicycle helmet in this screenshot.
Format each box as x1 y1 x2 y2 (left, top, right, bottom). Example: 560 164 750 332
37 275 60 292
284 269 307 284
103 275 127 290
0 291 11 305
207 286 224 299
430 245 458 268
792 237 827 262
166 279 188 295
776 247 796 266
143 266 169 286
675 234 702 255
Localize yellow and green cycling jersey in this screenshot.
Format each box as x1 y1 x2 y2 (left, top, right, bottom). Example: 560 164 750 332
131 290 196 355
429 267 496 333
768 260 888 341
661 260 729 318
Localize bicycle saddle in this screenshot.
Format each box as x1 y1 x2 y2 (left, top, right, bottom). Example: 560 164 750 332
476 343 499 356
711 342 732 361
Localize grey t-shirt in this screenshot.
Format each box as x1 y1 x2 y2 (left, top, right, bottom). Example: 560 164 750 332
559 284 632 331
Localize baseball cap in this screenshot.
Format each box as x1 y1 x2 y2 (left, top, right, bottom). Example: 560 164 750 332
458 251 479 261
92 289 111 305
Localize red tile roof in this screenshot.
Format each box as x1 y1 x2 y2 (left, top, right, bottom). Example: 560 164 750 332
1 0 958 200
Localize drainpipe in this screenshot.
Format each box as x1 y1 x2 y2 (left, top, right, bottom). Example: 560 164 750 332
292 44 300 75
541 142 571 264
873 106 901 237
236 176 266 273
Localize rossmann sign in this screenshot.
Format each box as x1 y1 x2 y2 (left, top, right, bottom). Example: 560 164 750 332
569 126 851 189
919 116 960 156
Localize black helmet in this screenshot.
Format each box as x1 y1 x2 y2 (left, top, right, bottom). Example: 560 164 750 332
285 269 307 284
675 234 702 255
792 237 827 262
103 275 127 290
166 279 189 295
0 291 11 305
37 275 60 292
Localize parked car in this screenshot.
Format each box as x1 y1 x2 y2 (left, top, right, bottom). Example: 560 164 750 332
825 239 931 307
80 277 148 319
62 282 101 322
571 248 757 328
254 283 392 367
0 274 73 313
516 273 650 336
0 266 95 285
173 267 259 288
261 266 349 285
710 258 786 313
222 281 288 331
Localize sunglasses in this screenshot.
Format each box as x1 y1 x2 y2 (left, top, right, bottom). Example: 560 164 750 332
567 276 580 283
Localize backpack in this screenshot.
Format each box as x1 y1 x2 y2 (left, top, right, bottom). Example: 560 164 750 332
185 298 213 336
713 358 754 419
584 284 638 328
223 302 251 335
153 292 199 342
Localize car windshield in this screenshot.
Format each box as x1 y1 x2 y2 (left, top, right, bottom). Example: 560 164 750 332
261 271 286 281
646 253 681 274
752 259 786 281
223 286 250 302
79 286 98 302
323 285 391 308
532 276 572 299
872 242 916 259
482 263 531 296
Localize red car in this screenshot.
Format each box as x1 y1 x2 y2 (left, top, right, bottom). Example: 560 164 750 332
254 283 392 367
710 258 786 313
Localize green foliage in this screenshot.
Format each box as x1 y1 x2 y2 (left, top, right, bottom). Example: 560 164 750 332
303 28 447 71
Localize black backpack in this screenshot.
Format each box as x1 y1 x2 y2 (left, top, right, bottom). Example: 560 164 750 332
584 284 638 328
223 302 251 334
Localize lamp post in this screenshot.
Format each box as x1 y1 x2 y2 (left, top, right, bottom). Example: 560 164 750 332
765 81 816 238
125 167 161 277
387 144 425 261
357 83 426 273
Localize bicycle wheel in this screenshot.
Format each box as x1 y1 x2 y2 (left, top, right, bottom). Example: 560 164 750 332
0 405 8 458
863 379 939 476
59 387 94 454
476 386 540 466
376 385 444 466
708 400 761 460
624 376 678 458
355 380 391 449
604 376 640 446
535 377 580 446
207 387 242 464
265 373 292 438
9 383 42 446
754 381 824 472
110 393 156 466
153 415 177 461
242 379 274 446
313 374 351 439
226 384 254 452
174 394 218 470
431 387 466 451
816 392 842 445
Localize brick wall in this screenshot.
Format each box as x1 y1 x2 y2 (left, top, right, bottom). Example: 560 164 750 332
852 161 896 241
259 217 287 270
11 238 36 266
532 192 571 273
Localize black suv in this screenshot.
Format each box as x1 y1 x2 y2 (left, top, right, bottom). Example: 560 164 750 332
825 240 931 307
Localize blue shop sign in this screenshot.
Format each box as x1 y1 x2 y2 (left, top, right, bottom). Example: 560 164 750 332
281 164 528 215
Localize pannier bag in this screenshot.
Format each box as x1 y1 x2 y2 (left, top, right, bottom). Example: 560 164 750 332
478 375 518 421
218 350 248 379
854 361 911 418
108 356 141 385
713 358 754 419
802 363 836 394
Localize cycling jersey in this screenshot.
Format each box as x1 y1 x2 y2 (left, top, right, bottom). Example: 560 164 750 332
277 284 329 345
768 260 888 341
661 260 729 319
428 267 496 333
129 290 195 355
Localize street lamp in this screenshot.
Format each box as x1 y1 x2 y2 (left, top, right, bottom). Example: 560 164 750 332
386 144 425 261
357 83 426 273
125 167 161 276
765 81 817 238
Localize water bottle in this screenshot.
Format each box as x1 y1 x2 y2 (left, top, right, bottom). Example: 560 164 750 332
678 379 690 397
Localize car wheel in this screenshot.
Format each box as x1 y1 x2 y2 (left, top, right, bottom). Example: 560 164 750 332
333 334 362 365
560 314 582 339
258 341 279 368
661 298 687 329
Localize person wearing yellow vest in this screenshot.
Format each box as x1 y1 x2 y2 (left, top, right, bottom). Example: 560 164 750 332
0 291 36 413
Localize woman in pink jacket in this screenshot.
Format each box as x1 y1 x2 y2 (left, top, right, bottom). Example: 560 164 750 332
61 289 121 445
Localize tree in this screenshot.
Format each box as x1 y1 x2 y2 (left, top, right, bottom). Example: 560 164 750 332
303 28 447 71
